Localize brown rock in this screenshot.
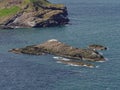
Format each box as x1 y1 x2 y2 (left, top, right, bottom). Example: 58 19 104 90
9 39 105 62
88 44 107 50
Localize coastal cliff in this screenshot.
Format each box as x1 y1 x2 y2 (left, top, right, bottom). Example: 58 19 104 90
0 0 69 29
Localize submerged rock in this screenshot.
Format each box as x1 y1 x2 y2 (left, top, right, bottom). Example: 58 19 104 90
88 44 107 50
57 60 95 68
9 39 105 62
0 0 69 29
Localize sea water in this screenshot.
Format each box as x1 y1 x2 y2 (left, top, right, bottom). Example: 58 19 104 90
0 0 120 90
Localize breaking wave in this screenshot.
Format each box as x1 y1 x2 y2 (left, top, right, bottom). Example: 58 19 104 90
53 56 70 61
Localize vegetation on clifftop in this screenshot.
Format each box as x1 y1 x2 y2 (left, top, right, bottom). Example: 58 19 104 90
0 6 20 17
0 0 65 20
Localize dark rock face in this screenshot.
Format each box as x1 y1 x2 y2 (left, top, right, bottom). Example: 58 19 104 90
0 0 69 29
0 25 14 29
6 7 69 28
9 39 105 62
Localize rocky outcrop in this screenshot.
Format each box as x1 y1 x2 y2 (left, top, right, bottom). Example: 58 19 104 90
0 25 14 29
88 44 107 50
0 0 69 29
57 60 95 68
9 39 105 62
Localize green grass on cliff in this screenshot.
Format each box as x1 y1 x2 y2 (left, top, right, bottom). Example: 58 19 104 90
26 0 64 8
23 0 50 6
0 0 64 21
0 6 21 17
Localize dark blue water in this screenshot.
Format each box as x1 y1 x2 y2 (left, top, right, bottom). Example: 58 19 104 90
0 0 120 90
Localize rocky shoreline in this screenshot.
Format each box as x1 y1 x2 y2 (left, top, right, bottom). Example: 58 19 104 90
9 39 105 61
9 39 107 67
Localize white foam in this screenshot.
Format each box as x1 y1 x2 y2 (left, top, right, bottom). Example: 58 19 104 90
53 56 70 61
89 66 94 68
97 60 105 62
67 63 80 67
96 58 108 62
83 64 87 66
83 64 94 68
54 57 95 68
62 58 70 61
66 63 94 68
53 56 60 59
56 61 80 67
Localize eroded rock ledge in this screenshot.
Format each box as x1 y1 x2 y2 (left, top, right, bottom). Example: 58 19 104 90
9 39 105 62
88 44 107 50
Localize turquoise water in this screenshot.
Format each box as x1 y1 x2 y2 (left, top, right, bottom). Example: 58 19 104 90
0 0 120 90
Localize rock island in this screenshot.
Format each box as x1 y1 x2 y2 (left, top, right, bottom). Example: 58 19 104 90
9 39 105 62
